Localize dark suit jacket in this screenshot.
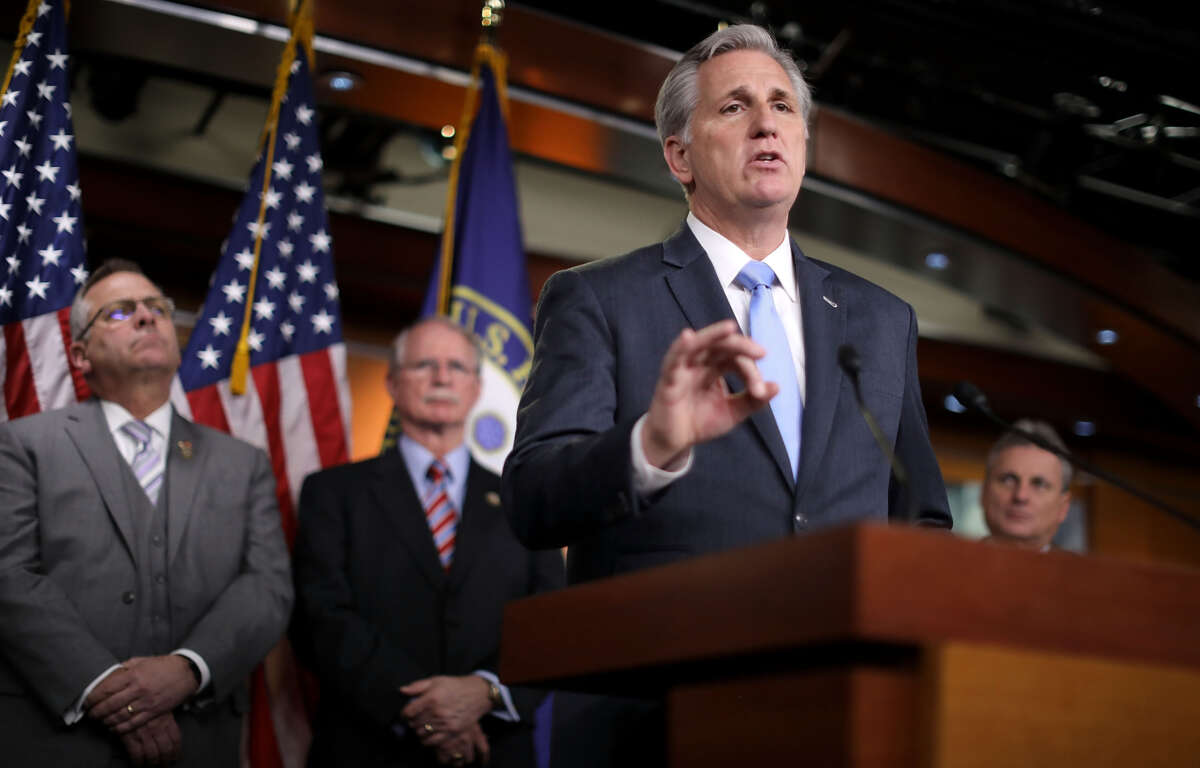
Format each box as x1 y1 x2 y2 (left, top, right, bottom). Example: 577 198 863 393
292 448 565 768
503 224 951 583
0 400 293 767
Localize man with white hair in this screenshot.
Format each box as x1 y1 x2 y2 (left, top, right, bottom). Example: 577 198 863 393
293 317 564 767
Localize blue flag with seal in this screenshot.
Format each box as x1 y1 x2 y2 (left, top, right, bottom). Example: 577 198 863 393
401 42 532 476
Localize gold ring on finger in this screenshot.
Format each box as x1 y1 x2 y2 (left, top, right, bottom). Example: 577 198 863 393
423 722 434 734
127 703 135 714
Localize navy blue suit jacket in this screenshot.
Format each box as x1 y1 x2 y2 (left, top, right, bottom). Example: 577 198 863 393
503 224 950 584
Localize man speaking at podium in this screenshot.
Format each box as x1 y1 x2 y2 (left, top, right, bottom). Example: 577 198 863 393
502 23 951 765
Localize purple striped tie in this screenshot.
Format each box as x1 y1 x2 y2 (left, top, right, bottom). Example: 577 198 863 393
121 420 164 504
423 460 458 570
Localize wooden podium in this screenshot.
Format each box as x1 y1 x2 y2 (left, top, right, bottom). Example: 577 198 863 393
499 523 1200 767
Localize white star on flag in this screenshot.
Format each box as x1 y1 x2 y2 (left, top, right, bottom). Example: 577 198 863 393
3 165 23 187
49 128 72 150
0 120 6 137
252 297 276 320
323 282 339 301
247 329 265 352
221 279 247 303
35 159 59 183
37 2 50 17
311 309 334 334
25 31 42 47
26 276 50 299
279 321 295 341
71 265 88 284
234 248 255 271
306 153 323 173
26 110 43 129
287 211 304 231
209 311 233 335
308 229 330 252
296 104 314 125
15 225 31 244
5 256 18 273
264 266 287 290
66 182 80 200
1 90 18 107
15 137 32 157
287 291 305 313
284 132 301 150
277 239 294 258
12 59 31 77
264 187 282 209
36 80 56 100
247 219 271 239
25 193 45 214
197 344 222 369
0 286 11 306
297 260 318 283
294 181 315 203
272 158 294 180
0 201 9 220
52 211 76 233
38 244 63 267
46 49 68 69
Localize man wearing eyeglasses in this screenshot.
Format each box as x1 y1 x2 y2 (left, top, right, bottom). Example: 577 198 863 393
0 259 292 767
292 317 564 767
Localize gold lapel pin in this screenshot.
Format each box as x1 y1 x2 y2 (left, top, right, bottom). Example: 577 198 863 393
485 491 501 507
177 440 194 459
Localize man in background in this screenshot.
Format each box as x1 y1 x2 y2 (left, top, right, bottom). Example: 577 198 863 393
0 259 293 766
293 317 564 767
982 419 1073 551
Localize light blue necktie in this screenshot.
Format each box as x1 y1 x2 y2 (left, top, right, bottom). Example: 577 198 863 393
735 261 802 478
121 420 164 504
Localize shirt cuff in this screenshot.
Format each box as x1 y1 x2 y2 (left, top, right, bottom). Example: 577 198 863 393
171 649 210 693
472 670 518 722
65 663 122 725
630 414 693 495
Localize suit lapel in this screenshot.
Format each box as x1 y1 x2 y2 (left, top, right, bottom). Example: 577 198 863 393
663 225 795 490
64 400 137 559
447 460 502 587
165 412 204 565
793 245 845 504
372 449 445 590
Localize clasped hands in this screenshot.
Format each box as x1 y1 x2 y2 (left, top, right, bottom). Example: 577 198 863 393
642 320 776 469
85 654 199 766
401 675 493 765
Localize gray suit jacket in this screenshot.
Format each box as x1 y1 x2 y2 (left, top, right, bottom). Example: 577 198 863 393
0 399 293 766
503 224 951 584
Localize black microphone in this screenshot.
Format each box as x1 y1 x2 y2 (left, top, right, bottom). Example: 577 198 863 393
953 380 1200 533
838 344 917 522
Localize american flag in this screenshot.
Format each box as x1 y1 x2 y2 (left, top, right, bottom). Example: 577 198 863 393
169 13 350 767
0 0 89 422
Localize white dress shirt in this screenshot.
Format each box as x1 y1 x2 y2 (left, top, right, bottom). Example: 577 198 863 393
631 213 807 493
66 400 211 724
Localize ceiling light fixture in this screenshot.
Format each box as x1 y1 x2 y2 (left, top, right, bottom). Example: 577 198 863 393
1073 420 1097 437
1095 329 1119 345
925 252 949 270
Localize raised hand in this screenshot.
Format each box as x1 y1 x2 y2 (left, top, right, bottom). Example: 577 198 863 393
642 319 777 468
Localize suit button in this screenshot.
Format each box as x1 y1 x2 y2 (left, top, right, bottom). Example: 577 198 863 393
151 535 163 546
122 591 136 604
793 512 808 529
155 574 165 585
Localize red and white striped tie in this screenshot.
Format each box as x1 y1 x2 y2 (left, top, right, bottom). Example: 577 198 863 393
423 460 458 570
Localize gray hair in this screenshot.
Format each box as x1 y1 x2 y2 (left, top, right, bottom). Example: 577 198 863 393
70 258 148 340
654 24 813 147
986 419 1073 490
387 316 482 377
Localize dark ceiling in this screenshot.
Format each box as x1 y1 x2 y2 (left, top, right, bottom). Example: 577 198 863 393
519 0 1200 282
